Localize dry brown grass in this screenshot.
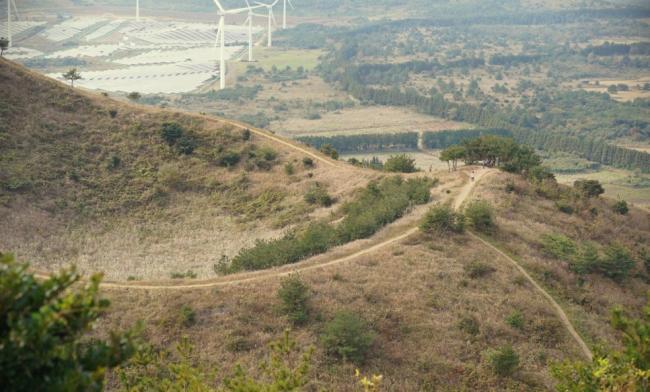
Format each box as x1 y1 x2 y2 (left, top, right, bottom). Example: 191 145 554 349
271 106 471 137
0 58 378 280
469 172 650 349
97 172 592 389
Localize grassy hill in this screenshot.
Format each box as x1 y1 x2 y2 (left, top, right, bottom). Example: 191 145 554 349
2 57 649 390
0 59 373 280
98 169 649 390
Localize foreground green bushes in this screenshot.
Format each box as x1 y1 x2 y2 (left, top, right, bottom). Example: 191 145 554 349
226 177 435 273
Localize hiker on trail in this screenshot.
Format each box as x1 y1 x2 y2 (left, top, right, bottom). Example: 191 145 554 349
471 170 475 182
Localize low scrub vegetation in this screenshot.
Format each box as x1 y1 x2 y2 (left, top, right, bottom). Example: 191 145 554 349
225 177 435 273
540 233 636 280
383 154 417 173
552 294 650 390
486 345 520 377
304 183 333 207
321 311 374 364
420 204 465 234
464 200 495 232
464 261 496 279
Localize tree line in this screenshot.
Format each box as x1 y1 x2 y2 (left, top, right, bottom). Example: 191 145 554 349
297 132 419 153
319 61 650 171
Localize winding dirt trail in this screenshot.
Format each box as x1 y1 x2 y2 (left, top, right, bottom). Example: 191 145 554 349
469 232 593 360
458 169 593 360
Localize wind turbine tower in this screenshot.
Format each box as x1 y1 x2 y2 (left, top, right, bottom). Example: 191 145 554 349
7 0 18 48
256 1 278 47
136 0 140 22
282 0 293 29
212 0 253 89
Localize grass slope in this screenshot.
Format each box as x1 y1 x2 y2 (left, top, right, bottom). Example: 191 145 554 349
0 59 371 280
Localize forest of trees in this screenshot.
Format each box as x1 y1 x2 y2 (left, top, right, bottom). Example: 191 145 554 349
319 55 650 171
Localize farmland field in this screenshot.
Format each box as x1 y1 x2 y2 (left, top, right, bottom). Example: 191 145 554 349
271 106 472 137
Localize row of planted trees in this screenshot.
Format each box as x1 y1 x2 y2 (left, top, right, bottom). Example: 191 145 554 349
439 135 543 174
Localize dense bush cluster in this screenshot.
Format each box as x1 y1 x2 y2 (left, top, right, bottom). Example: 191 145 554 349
160 122 199 155
540 233 636 280
383 154 418 173
226 177 435 272
464 200 495 232
420 204 465 234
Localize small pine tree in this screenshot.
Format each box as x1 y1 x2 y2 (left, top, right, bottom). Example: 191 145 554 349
62 68 82 87
277 275 311 325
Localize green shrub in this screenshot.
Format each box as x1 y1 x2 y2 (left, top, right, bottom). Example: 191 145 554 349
384 154 417 173
241 128 251 140
0 254 136 391
215 149 241 167
569 242 599 274
176 135 199 155
506 310 524 330
179 305 196 327
574 179 604 198
464 261 496 279
161 122 184 145
596 244 635 280
321 311 374 363
302 157 314 167
228 177 434 273
277 275 311 325
170 270 197 279
540 233 577 260
555 200 574 214
259 146 278 161
337 177 434 242
613 200 629 215
284 162 295 175
458 315 480 335
464 200 495 232
486 346 519 377
229 222 338 272
319 144 339 159
304 183 333 207
420 204 465 234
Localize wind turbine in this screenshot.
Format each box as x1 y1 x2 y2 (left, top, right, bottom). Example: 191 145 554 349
281 0 293 29
242 0 264 62
136 0 140 22
213 0 254 89
6 0 19 48
255 0 278 47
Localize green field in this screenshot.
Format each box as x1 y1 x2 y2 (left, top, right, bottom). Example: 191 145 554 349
252 48 323 71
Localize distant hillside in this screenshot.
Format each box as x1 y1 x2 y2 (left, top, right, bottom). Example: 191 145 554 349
0 59 371 279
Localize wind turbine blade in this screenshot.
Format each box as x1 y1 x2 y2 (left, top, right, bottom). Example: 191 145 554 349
271 0 279 6
270 9 277 27
288 0 294 9
241 15 250 27
212 0 225 13
11 0 20 20
225 6 257 14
